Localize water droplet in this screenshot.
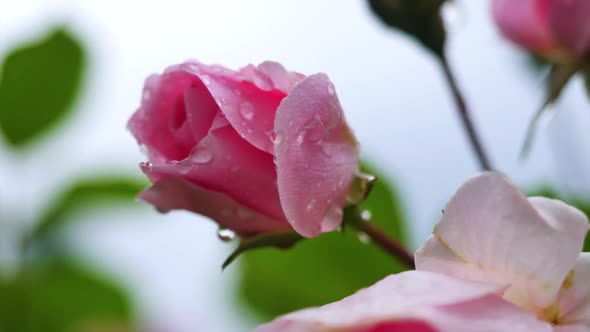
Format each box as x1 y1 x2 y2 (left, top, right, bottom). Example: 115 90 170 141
190 149 213 164
321 206 342 232
237 207 255 219
247 128 253 134
300 114 323 142
140 161 154 172
271 130 284 146
156 206 171 213
306 199 317 211
239 102 255 120
218 112 226 119
327 85 335 96
296 134 304 144
217 96 226 105
357 232 371 244
360 210 372 221
347 172 377 205
201 75 211 85
217 228 236 242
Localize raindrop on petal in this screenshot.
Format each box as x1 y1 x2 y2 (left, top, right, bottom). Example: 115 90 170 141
190 149 213 164
217 227 236 242
320 206 342 232
270 130 284 146
156 206 171 214
201 75 211 86
306 199 317 211
140 161 154 172
327 85 335 96
239 102 255 120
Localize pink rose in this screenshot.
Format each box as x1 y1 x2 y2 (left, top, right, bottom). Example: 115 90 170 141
257 172 590 331
492 0 590 58
128 61 359 238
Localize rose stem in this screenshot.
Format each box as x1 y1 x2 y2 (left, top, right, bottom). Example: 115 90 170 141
439 55 493 171
346 208 415 269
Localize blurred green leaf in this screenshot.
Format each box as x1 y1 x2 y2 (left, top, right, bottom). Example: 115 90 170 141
0 28 85 147
236 163 410 320
368 0 446 58
0 258 133 332
528 188 590 251
521 62 581 159
25 177 147 251
583 64 590 100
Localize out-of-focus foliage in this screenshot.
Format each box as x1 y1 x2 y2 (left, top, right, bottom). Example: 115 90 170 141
0 259 133 332
25 177 146 251
367 0 446 58
236 163 410 320
521 63 582 158
0 25 140 332
529 188 590 251
0 28 85 147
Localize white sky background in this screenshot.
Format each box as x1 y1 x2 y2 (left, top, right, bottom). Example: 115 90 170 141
1 0 589 331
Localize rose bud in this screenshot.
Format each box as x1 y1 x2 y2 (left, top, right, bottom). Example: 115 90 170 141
128 61 359 238
492 0 590 59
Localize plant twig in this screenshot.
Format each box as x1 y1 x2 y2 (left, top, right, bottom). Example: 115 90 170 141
440 55 493 171
346 208 415 269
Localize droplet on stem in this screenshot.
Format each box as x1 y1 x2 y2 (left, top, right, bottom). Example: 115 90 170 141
217 228 236 242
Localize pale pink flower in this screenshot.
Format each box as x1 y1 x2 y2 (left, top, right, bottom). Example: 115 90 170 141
128 61 358 238
257 172 590 331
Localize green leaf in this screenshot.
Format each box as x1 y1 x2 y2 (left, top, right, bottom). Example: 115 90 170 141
527 188 590 251
368 0 447 58
583 64 590 100
0 28 86 147
0 258 133 332
235 163 410 320
521 62 581 159
25 177 147 251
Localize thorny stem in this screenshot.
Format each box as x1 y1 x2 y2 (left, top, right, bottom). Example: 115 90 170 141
440 55 493 171
346 208 415 269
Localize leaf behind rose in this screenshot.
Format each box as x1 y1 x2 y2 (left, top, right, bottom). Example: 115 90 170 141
234 162 410 320
0 27 85 147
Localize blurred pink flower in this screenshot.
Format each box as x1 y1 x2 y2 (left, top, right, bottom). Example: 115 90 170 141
257 172 590 331
492 0 590 59
128 61 358 238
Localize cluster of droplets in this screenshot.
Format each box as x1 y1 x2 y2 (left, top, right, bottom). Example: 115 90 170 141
356 209 373 244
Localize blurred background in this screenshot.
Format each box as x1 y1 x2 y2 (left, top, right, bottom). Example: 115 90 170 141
0 1 589 331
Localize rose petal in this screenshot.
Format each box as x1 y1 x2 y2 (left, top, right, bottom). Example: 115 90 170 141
274 73 358 237
129 67 219 162
138 177 289 235
356 320 438 332
415 172 589 311
492 0 558 54
558 253 590 327
145 125 287 223
257 61 305 93
549 0 590 57
554 325 590 332
255 270 549 332
185 61 287 154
